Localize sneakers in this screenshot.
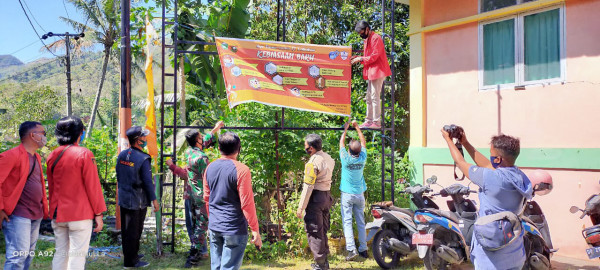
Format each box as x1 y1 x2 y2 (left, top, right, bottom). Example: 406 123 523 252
310 261 329 270
124 261 149 268
137 254 144 260
184 249 202 268
359 121 373 129
346 249 359 261
370 122 382 129
359 250 369 258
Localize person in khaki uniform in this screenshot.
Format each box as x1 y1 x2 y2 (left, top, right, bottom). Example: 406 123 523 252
296 134 335 270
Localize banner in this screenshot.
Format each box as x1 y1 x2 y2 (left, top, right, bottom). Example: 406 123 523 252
144 17 158 159
215 37 352 116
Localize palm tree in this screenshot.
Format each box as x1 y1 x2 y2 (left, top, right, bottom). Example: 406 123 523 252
61 0 120 137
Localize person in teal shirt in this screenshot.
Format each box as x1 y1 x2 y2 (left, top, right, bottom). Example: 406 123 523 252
339 120 368 261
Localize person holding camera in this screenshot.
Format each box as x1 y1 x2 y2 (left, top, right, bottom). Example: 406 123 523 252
441 126 533 269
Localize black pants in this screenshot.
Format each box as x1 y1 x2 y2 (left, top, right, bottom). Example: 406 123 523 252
304 190 333 264
121 207 148 267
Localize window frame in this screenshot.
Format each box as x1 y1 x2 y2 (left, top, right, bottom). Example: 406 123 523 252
479 0 537 14
478 5 566 91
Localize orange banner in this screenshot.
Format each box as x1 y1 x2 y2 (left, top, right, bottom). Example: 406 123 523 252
216 37 352 116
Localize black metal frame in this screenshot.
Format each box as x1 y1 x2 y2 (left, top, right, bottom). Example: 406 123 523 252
158 0 398 253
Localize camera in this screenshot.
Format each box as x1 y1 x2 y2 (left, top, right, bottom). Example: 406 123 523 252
443 124 463 140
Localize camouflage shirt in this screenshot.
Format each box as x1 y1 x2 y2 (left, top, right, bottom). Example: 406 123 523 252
184 133 215 204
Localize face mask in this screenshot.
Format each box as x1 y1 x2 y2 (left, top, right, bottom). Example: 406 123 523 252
32 134 47 148
490 156 502 168
80 131 86 144
140 140 147 148
360 29 369 39
305 147 312 155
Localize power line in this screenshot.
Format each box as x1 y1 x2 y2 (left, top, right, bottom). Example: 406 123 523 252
6 39 39 55
63 0 71 22
22 0 46 33
17 0 59 57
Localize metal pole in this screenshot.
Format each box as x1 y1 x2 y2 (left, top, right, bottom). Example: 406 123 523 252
116 0 132 230
65 34 72 116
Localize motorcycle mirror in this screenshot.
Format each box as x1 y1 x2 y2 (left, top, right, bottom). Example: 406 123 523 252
569 206 580 214
426 175 437 185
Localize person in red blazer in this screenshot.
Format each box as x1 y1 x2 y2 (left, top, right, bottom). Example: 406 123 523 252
46 116 106 270
0 121 50 270
351 20 392 130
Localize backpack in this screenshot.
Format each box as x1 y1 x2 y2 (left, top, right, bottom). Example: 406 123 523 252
473 211 523 251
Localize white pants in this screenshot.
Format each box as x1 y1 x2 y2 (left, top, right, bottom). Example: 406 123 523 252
51 219 93 270
365 77 386 123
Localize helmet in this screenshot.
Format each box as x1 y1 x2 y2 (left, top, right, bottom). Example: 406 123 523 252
528 170 553 196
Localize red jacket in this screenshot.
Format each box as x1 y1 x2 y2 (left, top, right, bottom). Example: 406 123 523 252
46 144 107 222
361 32 392 80
0 144 49 218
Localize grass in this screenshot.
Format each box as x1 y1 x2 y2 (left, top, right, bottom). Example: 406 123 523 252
0 237 426 270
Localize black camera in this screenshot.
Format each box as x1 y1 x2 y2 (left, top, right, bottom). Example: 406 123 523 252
443 124 463 140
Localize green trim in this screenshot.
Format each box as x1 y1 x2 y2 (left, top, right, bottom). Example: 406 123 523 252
409 146 600 183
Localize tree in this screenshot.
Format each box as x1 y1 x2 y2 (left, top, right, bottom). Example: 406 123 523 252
61 0 120 137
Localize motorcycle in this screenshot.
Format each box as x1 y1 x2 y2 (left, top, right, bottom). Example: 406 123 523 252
520 182 555 270
412 177 478 269
569 185 600 260
366 176 440 269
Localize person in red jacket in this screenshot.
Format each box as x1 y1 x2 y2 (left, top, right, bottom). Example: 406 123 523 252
46 116 107 270
0 121 50 270
351 20 392 130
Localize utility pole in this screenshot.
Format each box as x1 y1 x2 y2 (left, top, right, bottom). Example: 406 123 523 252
42 32 84 116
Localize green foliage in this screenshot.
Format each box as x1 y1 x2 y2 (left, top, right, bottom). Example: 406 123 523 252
83 126 119 205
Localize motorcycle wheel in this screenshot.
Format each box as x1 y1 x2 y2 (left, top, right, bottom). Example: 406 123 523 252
372 229 400 269
423 239 450 270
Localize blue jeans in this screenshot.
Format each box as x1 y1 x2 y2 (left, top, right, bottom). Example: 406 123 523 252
185 198 208 255
208 230 248 270
341 192 367 253
3 215 42 270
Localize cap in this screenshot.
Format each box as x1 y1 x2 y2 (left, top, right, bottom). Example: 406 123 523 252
126 126 150 142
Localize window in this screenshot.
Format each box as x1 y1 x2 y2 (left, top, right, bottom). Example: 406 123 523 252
481 0 538 13
479 6 564 89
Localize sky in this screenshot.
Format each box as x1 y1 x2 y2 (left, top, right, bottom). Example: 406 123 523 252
0 0 89 63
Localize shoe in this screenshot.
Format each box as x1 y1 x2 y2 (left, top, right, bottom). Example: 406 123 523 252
370 122 382 129
310 261 329 270
359 121 373 129
346 249 359 261
359 250 368 258
124 261 149 268
184 249 202 268
137 254 144 260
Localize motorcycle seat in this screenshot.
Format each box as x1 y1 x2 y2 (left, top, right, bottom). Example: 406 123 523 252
388 206 415 216
425 209 460 223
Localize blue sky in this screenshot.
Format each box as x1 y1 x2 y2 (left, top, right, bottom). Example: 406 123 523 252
0 0 87 63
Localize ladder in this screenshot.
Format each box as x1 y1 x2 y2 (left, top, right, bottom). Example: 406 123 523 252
380 0 398 203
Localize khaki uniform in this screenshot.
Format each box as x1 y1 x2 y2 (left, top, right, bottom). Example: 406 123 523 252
298 150 335 266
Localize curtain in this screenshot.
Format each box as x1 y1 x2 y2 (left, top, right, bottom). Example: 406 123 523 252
524 9 560 81
484 19 515 85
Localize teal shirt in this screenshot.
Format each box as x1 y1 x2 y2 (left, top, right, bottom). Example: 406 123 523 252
339 147 367 194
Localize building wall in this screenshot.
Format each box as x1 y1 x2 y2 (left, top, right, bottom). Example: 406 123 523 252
409 0 600 261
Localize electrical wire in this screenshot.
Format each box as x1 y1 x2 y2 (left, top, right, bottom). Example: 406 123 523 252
6 39 39 55
17 0 60 57
22 0 46 33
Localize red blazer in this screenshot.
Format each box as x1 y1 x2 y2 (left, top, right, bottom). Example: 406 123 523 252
361 32 392 80
0 144 49 218
46 144 107 222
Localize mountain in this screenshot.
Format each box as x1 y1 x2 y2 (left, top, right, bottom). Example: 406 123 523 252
0 55 23 68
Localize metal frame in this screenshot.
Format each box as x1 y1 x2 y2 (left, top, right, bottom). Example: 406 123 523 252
158 0 399 253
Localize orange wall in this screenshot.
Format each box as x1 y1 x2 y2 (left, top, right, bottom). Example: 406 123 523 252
423 164 600 260
423 0 478 26
423 0 600 148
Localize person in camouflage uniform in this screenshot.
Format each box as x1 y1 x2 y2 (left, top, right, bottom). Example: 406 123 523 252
167 121 224 268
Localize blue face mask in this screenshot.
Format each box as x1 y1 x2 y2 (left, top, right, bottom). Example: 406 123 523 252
140 140 147 148
490 156 502 168
80 131 86 144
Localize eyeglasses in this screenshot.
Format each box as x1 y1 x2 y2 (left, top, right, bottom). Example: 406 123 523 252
31 131 46 136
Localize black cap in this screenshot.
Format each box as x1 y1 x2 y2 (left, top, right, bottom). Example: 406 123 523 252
126 126 150 142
